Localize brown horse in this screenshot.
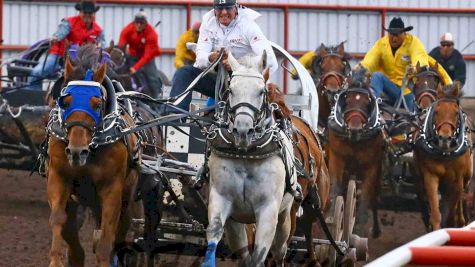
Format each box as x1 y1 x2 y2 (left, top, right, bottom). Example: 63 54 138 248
46 44 141 267
414 81 473 230
311 42 351 130
267 84 331 266
327 68 385 238
412 61 442 110
105 41 170 98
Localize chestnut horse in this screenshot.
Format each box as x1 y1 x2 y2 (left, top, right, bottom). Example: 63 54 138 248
412 62 442 111
414 81 473 230
408 62 443 229
46 44 141 267
311 42 351 131
267 84 331 265
327 68 385 238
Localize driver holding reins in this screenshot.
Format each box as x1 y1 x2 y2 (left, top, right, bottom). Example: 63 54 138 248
169 0 278 111
176 0 301 199
27 0 105 90
357 17 452 112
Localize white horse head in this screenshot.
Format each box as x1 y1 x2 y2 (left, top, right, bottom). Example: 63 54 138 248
227 50 270 149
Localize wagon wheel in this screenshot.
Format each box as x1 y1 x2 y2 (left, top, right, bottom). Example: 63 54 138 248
316 196 344 266
343 180 356 245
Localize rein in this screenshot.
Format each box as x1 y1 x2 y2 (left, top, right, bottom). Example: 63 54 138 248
328 87 382 140
170 50 225 107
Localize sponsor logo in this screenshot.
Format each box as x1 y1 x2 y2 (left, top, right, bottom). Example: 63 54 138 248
229 38 243 43
401 55 410 62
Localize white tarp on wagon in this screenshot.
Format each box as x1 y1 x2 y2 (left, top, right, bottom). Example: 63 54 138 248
270 41 319 129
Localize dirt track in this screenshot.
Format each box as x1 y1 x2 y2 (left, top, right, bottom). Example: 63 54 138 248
0 168 435 267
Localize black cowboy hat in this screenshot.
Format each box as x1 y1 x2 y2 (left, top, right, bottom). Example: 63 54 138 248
384 17 413 34
75 1 100 13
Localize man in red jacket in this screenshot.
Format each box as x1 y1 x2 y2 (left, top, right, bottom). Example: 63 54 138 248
118 9 163 98
28 0 105 90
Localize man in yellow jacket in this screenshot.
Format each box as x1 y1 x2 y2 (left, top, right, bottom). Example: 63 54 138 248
359 17 451 112
174 21 201 69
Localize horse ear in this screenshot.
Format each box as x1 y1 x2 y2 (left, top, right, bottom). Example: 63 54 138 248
263 67 270 82
105 40 114 54
227 50 240 72
337 41 345 55
416 61 421 72
64 57 74 80
319 43 328 57
451 81 461 97
93 63 107 83
436 83 445 99
260 50 267 73
433 61 439 71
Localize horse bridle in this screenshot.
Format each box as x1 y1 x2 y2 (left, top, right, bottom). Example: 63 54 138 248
58 82 106 137
225 72 269 128
314 53 350 101
420 98 467 155
342 87 373 125
433 98 460 136
319 71 347 92
414 70 440 109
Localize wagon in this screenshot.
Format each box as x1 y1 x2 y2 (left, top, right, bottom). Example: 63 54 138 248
1 40 368 266
117 43 368 266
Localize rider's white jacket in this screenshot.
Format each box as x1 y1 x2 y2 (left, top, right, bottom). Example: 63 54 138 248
194 7 278 74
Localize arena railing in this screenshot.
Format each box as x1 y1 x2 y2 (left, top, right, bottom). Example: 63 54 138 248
365 220 475 266
1 0 474 90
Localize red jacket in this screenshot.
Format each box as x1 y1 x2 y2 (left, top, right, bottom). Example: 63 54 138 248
50 16 103 56
118 22 161 71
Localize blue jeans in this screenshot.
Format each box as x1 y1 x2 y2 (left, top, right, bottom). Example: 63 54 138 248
370 72 414 112
169 65 217 111
27 54 61 90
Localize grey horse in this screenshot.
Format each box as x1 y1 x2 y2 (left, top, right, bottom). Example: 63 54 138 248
202 51 295 267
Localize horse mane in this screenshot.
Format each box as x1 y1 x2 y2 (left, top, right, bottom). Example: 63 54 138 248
441 83 464 100
267 83 291 119
348 68 370 88
70 44 102 78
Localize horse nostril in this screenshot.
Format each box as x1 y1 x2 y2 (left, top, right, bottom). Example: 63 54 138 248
65 147 71 156
80 149 89 158
247 128 255 135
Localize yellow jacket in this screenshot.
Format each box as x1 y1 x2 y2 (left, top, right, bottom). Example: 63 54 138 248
428 55 452 85
361 34 429 88
291 50 316 78
175 29 198 69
